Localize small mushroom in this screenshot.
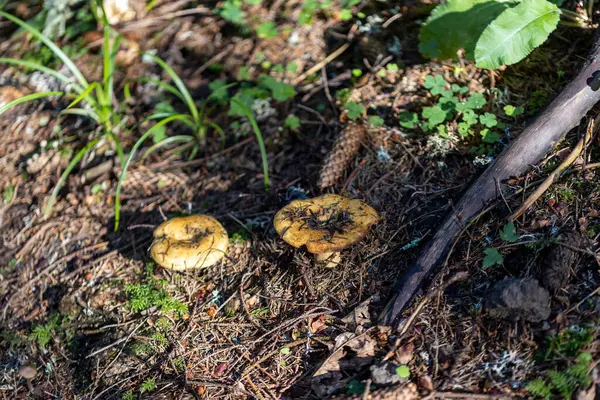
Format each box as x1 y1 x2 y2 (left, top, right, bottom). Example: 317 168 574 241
18 365 36 392
150 215 229 271
273 194 379 266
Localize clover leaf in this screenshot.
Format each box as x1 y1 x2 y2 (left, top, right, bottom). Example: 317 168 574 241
345 101 366 120
424 74 447 96
422 105 446 127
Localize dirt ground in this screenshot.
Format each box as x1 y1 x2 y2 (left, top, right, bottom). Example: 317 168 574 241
1 1 600 399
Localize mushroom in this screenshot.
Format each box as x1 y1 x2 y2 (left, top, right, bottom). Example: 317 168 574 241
150 215 229 271
273 194 379 266
18 365 36 392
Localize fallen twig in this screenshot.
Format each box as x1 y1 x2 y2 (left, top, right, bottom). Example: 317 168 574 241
293 43 351 85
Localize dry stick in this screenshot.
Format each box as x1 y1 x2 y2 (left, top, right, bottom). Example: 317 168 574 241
380 28 600 328
292 43 351 85
509 116 598 220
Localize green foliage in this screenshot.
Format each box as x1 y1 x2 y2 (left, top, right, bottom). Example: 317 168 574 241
339 9 353 21
409 75 504 144
499 221 519 242
422 105 447 129
395 365 411 378
399 112 419 129
285 115 301 130
298 0 331 25
424 74 448 96
219 0 245 25
527 353 593 399
419 0 561 69
256 22 279 38
368 116 385 127
29 314 61 349
545 326 594 358
3 185 15 204
479 112 497 128
419 0 518 59
0 11 129 222
475 0 560 69
125 280 188 316
482 247 503 268
173 358 186 372
140 378 157 393
122 391 135 400
258 75 295 101
280 347 291 355
345 102 366 120
347 379 366 395
504 104 524 117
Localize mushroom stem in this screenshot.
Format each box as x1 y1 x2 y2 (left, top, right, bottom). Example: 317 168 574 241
314 251 341 268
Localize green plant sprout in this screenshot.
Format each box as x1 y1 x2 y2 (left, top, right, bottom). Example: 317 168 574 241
399 74 505 147
0 9 127 218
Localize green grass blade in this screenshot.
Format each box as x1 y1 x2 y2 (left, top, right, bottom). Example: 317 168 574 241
146 113 195 128
141 135 194 161
44 138 100 217
0 58 83 92
126 77 186 103
108 132 126 166
67 82 99 108
230 99 269 191
59 108 101 123
146 53 200 124
0 91 62 115
114 115 191 230
0 11 88 87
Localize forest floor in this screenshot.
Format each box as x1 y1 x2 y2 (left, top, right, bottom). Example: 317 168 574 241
1 1 600 399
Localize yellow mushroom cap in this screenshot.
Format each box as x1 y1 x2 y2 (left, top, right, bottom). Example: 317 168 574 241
150 215 229 271
273 194 379 254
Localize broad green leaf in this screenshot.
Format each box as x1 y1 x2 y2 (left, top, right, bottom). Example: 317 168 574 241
419 0 518 60
474 0 560 69
368 115 384 127
482 247 503 268
499 221 519 242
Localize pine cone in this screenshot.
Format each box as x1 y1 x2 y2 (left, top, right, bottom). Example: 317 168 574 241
318 122 366 189
335 383 419 400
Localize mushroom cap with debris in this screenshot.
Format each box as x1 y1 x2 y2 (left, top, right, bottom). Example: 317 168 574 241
273 194 379 254
150 215 229 271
